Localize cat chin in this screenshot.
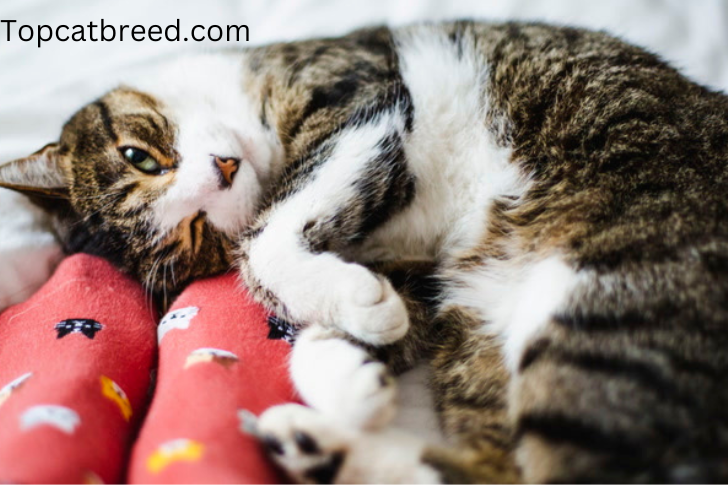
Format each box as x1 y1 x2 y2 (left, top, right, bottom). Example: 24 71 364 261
204 202 255 237
202 160 261 234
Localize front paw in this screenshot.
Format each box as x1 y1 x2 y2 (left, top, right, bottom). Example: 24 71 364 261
336 265 410 345
292 327 398 430
244 241 409 344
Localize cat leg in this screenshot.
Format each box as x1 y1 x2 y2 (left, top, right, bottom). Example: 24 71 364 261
250 324 442 483
422 307 519 484
251 262 444 483
238 106 416 345
253 306 518 484
290 261 439 430
251 327 441 483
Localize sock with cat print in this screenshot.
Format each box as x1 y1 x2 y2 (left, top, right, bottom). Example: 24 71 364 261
0 253 157 483
127 272 298 484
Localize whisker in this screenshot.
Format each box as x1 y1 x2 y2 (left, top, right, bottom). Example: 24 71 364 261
170 260 178 288
146 255 163 320
70 192 125 201
162 262 169 313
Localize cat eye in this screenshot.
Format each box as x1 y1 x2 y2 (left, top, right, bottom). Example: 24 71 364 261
120 147 166 175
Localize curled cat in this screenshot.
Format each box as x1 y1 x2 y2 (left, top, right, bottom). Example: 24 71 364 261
2 21 728 483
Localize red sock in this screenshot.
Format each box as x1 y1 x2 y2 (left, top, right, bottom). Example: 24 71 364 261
127 273 297 484
0 254 157 483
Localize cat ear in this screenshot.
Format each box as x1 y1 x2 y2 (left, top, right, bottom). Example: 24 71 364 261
0 143 69 199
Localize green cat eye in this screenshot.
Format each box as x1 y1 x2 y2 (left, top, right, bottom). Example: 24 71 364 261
121 147 164 175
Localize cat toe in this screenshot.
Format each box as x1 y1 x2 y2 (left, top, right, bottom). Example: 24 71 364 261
343 359 397 429
341 276 410 345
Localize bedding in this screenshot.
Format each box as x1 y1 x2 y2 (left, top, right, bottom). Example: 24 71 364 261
1 0 728 482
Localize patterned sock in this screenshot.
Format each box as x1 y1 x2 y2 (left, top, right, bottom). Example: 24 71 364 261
127 272 297 484
0 254 157 483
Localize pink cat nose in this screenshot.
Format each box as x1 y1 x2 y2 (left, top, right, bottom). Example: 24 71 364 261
213 156 240 188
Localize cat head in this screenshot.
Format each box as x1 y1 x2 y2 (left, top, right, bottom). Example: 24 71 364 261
0 55 283 305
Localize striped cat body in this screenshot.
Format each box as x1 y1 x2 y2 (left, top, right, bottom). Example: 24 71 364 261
3 21 728 482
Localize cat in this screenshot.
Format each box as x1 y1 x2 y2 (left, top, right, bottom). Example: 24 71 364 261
2 20 728 483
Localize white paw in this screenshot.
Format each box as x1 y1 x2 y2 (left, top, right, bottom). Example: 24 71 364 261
248 236 409 344
255 404 352 484
254 404 442 484
340 359 397 429
309 357 397 430
292 326 397 430
334 265 409 345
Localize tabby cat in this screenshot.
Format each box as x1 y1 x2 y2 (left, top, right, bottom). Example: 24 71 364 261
2 21 728 483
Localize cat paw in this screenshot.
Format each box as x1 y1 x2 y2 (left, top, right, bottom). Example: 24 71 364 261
341 359 397 429
336 265 409 345
246 242 408 344
255 404 442 484
256 404 351 484
292 326 397 430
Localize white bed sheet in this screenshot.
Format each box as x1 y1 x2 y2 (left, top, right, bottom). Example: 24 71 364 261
1 0 727 444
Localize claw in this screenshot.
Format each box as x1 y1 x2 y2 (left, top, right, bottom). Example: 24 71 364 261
238 409 259 436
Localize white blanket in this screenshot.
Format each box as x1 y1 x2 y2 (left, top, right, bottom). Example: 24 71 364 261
1 0 727 442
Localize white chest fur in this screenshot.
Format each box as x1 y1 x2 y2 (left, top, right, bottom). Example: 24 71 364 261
356 27 528 264
358 29 577 371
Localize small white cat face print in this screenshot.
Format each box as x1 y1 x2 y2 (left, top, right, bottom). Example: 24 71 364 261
20 404 81 434
158 306 199 343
